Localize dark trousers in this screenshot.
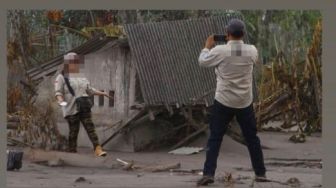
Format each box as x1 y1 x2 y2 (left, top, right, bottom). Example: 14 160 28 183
203 100 266 176
65 112 100 152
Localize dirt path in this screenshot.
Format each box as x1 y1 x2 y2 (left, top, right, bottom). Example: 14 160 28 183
7 132 322 188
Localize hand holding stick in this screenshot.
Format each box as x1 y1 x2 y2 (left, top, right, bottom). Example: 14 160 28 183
94 90 113 99
103 92 113 100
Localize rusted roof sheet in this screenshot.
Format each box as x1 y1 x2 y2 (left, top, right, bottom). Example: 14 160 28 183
27 36 125 82
124 15 248 106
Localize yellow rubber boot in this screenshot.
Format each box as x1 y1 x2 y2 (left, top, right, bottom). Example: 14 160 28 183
94 145 107 157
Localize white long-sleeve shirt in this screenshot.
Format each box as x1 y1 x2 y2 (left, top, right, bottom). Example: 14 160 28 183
198 40 258 108
55 73 98 117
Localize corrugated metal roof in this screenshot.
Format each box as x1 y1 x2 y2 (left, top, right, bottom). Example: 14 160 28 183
124 15 249 106
27 15 258 107
27 36 125 81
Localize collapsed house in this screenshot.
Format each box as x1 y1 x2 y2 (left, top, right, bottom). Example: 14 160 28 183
26 15 256 152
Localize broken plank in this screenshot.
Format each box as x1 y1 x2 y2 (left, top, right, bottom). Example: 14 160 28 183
7 122 19 130
116 158 181 172
8 138 34 147
130 103 145 110
266 158 321 162
171 125 207 150
148 109 155 121
101 109 146 147
170 169 202 174
145 162 181 172
190 88 216 105
102 120 122 132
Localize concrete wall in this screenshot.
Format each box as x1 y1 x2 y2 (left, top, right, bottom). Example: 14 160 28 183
82 42 138 127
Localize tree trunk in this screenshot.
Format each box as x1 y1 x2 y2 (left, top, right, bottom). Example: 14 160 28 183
24 148 118 169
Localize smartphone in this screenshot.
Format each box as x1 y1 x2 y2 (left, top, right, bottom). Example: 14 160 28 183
213 34 227 42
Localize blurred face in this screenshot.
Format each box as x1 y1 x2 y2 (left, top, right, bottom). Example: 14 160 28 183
68 61 80 73
63 55 84 75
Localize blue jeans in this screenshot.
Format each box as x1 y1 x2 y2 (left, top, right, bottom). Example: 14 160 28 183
203 100 266 176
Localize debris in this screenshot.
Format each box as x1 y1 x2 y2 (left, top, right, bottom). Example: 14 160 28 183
75 177 86 183
25 148 118 169
116 158 181 172
47 158 65 167
266 158 321 162
170 125 207 150
102 120 122 132
7 114 20 122
190 88 216 105
216 173 246 186
117 158 135 171
289 125 300 132
265 161 322 169
255 20 322 138
116 158 129 166
289 133 306 143
286 177 301 187
234 167 253 172
170 169 203 175
147 163 181 172
101 109 147 147
8 100 68 150
224 172 234 183
7 122 20 130
168 147 204 155
250 177 289 187
265 157 323 169
235 175 252 181
137 173 144 178
7 137 34 147
262 126 283 132
74 177 92 184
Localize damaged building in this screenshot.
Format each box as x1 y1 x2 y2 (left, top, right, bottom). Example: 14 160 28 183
27 15 255 152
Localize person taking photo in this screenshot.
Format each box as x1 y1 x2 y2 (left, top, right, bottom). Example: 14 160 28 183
197 19 267 186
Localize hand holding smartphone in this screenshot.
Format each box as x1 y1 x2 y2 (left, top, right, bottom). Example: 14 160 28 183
213 34 227 42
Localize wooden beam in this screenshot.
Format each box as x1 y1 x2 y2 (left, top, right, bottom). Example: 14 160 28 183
204 98 209 107
101 110 146 147
170 124 207 150
116 158 181 172
8 138 34 147
190 88 216 105
148 109 155 121
130 103 145 110
166 104 174 116
7 122 19 130
24 148 118 169
181 108 188 119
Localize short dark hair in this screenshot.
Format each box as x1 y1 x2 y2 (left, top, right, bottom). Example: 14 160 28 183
228 30 244 38
226 19 246 38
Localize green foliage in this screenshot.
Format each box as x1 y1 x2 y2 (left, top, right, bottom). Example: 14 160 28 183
7 10 321 71
240 10 321 65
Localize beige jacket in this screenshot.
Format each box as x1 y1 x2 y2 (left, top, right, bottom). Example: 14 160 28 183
54 73 98 117
198 40 258 108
